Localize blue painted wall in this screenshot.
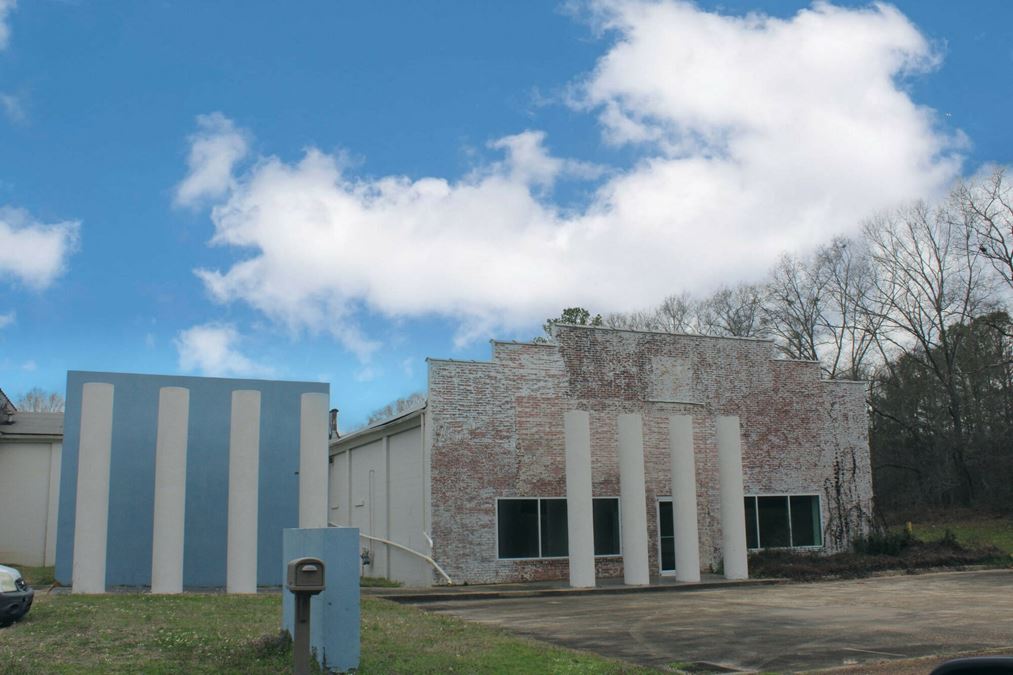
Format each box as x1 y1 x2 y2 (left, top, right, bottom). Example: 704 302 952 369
56 371 329 588
282 527 361 672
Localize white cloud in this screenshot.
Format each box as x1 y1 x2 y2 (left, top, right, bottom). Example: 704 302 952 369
354 366 381 383
0 310 14 329
20 359 35 371
0 93 25 123
0 207 79 289
488 130 603 190
0 0 15 50
185 1 962 352
174 112 249 208
401 358 415 377
174 323 273 378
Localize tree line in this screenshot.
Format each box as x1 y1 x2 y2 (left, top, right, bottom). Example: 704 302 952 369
550 167 1013 515
7 387 65 412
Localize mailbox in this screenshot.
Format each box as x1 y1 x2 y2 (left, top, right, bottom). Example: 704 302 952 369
287 557 325 594
287 556 326 675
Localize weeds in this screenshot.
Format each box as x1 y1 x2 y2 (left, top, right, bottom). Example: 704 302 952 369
852 527 914 556
749 530 1004 582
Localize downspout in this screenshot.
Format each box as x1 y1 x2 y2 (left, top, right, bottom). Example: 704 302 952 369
329 523 453 585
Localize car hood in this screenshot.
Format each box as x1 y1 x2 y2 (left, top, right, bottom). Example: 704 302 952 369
0 564 22 580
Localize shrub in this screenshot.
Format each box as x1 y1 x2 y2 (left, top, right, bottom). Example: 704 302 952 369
852 528 915 556
938 528 961 549
749 531 1002 581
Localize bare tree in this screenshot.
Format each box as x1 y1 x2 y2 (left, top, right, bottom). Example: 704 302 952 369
607 283 785 341
17 388 65 412
958 167 1013 291
816 238 885 380
696 283 768 338
604 308 662 331
863 200 994 504
655 292 699 333
762 240 882 379
367 391 426 425
764 252 826 363
604 293 701 334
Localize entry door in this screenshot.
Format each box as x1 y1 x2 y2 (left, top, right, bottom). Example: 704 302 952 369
658 499 675 574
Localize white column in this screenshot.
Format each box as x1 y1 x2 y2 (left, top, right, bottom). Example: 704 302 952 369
563 410 596 588
299 392 329 528
717 415 748 580
342 450 352 527
227 390 261 594
72 382 114 594
151 387 190 594
670 415 701 582
617 413 650 585
44 442 62 567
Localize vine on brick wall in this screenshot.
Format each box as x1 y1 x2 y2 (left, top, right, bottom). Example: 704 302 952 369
823 401 874 551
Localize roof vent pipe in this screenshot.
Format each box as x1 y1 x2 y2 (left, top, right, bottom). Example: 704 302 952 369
329 408 339 439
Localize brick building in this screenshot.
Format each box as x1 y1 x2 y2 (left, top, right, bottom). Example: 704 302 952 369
328 324 872 587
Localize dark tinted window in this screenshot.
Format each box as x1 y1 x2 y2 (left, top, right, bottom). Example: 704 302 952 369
757 496 790 548
744 496 758 549
790 495 821 547
498 496 623 558
659 501 675 571
592 498 621 556
540 499 569 557
745 495 822 549
498 499 539 558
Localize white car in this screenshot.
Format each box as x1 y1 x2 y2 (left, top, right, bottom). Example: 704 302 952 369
0 564 33 627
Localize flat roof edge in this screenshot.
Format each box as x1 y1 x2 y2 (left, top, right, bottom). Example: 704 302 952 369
330 406 425 447
490 340 559 347
426 358 497 365
551 323 776 344
66 370 329 388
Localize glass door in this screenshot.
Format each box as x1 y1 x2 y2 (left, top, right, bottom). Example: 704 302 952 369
658 499 675 574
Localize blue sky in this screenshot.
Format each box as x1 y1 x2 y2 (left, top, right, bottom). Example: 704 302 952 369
0 1 1011 428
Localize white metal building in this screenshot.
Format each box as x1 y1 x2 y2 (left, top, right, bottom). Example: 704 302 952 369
0 399 63 567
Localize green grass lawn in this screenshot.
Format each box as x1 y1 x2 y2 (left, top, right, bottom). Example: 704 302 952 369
360 597 652 674
0 593 291 674
0 592 652 674
903 515 1013 554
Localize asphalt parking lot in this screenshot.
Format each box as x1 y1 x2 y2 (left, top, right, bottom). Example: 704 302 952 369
420 569 1013 672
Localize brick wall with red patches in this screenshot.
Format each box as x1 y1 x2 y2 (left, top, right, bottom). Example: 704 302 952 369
427 325 872 584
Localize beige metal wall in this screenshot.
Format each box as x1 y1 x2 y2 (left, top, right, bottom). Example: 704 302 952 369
0 440 62 566
329 421 432 586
